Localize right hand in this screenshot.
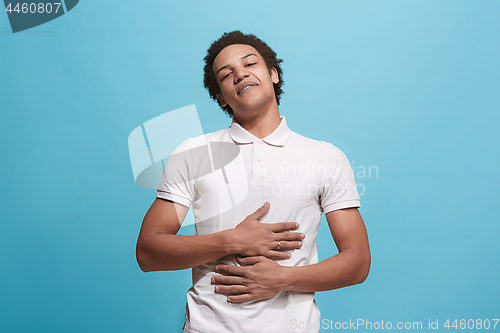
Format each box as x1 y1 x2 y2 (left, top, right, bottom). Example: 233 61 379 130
229 202 305 260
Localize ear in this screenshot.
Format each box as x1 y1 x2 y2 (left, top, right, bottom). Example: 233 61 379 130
270 67 279 84
216 93 228 107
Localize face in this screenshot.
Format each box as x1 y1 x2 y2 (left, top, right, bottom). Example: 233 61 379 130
213 44 279 116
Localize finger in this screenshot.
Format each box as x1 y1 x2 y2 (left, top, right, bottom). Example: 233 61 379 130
270 222 300 233
215 285 248 295
236 256 251 266
215 264 247 277
275 240 303 251
236 256 263 266
266 250 292 260
275 231 305 241
250 202 270 221
212 275 251 285
227 294 253 303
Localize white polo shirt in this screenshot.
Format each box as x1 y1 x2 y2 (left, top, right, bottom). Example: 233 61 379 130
157 116 360 333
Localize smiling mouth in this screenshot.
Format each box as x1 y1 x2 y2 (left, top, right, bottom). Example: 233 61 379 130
238 83 257 95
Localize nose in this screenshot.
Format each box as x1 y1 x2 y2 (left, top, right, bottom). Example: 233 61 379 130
233 66 249 83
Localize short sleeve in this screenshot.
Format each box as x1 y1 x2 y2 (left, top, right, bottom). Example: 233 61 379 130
156 138 197 208
320 144 361 213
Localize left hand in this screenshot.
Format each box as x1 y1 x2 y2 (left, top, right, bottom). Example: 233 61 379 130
212 256 289 303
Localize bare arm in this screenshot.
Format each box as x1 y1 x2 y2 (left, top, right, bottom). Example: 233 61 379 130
136 200 304 272
212 208 370 302
282 207 370 291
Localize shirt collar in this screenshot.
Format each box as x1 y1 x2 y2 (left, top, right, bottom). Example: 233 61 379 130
228 116 291 147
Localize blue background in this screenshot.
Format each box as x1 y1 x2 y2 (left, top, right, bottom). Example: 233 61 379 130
1 1 499 332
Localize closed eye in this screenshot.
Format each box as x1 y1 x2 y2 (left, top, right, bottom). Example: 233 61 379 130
246 63 256 67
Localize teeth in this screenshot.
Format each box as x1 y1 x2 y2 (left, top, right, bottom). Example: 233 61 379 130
240 84 253 94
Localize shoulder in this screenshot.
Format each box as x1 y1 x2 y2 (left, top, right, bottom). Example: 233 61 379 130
172 127 231 153
288 131 346 158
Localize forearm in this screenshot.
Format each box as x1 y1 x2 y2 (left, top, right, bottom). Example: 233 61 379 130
282 248 370 293
212 208 370 303
137 200 303 272
137 230 235 272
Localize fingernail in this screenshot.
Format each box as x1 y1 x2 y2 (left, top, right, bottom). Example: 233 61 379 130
215 286 220 291
287 253 291 258
295 223 299 228
298 242 302 247
301 233 305 239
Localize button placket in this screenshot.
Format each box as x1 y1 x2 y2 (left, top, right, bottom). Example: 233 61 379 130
252 139 266 181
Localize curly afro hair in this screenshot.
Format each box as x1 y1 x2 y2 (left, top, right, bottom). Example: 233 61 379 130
203 31 284 117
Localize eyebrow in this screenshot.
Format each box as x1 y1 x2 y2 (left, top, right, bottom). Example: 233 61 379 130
216 53 258 76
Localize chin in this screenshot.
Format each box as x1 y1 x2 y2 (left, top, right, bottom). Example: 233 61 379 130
234 103 265 115
236 98 273 113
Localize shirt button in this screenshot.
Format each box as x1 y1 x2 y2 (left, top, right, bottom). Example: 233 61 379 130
257 157 262 162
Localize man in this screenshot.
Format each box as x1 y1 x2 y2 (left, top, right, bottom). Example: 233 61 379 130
136 31 370 333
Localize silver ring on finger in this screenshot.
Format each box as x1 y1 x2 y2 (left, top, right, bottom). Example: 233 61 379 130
277 241 281 250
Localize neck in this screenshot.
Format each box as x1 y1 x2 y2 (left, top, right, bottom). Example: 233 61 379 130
232 102 281 139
